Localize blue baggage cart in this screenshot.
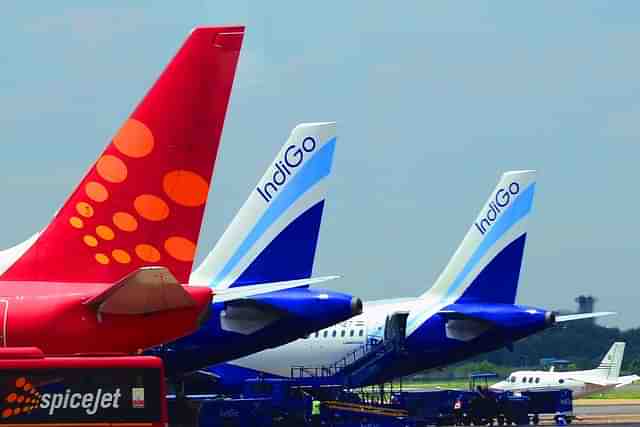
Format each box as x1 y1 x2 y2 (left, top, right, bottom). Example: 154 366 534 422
522 389 573 425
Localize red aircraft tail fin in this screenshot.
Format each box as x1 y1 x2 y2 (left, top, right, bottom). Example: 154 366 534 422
1 26 244 283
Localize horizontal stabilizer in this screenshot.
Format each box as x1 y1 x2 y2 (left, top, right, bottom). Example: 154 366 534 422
438 310 487 322
616 375 640 387
438 303 519 325
86 267 197 315
578 376 610 387
212 275 340 303
556 312 616 323
192 369 221 380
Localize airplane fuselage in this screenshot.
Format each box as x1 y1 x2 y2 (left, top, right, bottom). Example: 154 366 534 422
151 287 361 378
492 370 615 398
208 297 553 389
0 281 211 355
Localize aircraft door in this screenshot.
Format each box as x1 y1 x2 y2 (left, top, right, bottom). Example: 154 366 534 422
384 311 409 345
0 300 7 347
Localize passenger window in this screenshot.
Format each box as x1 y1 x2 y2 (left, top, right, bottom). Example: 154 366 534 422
510 376 516 383
314 332 319 338
323 331 328 338
522 377 526 383
332 330 337 337
350 330 355 337
341 330 346 337
359 329 364 337
535 378 540 383
528 377 533 383
559 379 565 384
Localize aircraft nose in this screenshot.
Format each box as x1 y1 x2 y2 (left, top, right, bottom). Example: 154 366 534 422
351 297 363 315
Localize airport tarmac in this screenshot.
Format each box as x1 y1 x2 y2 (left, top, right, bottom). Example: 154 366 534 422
575 398 640 412
526 399 640 425
576 404 640 415
439 400 640 425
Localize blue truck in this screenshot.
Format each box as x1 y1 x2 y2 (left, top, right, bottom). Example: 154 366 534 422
167 376 573 426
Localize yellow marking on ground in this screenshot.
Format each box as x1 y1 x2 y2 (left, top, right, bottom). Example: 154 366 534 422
574 398 640 406
323 400 408 417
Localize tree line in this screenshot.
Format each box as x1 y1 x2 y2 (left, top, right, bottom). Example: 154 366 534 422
414 320 640 380
479 320 640 373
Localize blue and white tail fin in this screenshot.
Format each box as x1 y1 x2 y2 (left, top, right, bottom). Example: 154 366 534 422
421 170 536 305
190 122 337 289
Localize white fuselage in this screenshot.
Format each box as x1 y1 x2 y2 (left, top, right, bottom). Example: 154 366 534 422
491 370 616 398
223 172 539 381
227 298 419 377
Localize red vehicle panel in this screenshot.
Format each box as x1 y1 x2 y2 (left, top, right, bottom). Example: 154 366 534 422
0 349 167 427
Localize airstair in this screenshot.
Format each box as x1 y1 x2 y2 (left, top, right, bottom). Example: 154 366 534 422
290 312 409 388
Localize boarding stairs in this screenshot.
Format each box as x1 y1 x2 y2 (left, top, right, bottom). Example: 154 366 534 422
290 312 409 388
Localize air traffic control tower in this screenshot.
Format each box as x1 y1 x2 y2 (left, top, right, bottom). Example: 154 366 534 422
575 295 596 323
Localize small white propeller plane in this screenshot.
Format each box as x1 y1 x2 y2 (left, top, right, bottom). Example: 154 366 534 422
491 342 639 398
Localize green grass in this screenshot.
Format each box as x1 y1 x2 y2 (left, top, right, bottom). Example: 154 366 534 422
399 380 640 400
400 379 472 390
580 385 640 400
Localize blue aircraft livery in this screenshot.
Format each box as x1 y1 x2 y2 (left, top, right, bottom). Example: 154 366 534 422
191 170 606 391
474 181 520 235
191 122 337 289
256 136 318 203
146 123 363 377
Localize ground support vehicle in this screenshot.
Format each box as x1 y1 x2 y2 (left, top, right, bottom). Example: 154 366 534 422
0 347 167 427
169 378 574 426
168 378 414 427
388 387 573 426
523 389 573 425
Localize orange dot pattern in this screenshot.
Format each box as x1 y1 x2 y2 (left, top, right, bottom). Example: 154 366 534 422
135 244 161 263
114 119 155 158
96 225 115 241
163 170 209 207
76 202 94 218
67 118 208 266
96 155 128 183
69 217 84 229
95 253 110 265
112 249 131 264
1 376 40 419
113 212 138 232
85 181 109 202
134 194 170 222
83 235 98 248
164 236 196 262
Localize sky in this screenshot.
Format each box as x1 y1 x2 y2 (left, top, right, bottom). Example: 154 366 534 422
1 2 640 329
